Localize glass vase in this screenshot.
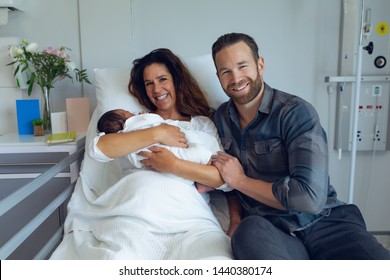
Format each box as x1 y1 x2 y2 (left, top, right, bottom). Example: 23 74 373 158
42 87 52 133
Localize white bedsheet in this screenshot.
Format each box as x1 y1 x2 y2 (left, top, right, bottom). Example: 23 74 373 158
50 110 232 260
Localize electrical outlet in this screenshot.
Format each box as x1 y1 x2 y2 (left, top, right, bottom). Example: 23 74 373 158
373 85 382 96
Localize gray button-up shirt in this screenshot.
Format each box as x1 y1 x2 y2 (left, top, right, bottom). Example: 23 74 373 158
213 83 344 233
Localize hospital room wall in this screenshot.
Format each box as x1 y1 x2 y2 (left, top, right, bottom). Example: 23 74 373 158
0 0 85 114
0 0 389 231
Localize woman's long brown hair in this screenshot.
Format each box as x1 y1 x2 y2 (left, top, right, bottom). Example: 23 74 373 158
129 48 211 117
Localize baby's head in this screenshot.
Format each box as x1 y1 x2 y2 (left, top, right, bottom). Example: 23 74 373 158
97 109 134 134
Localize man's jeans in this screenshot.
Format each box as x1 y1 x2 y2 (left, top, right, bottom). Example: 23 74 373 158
231 204 390 260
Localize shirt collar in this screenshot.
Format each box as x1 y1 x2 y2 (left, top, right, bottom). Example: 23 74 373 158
259 82 273 115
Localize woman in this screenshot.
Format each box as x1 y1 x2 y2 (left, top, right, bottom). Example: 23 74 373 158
96 48 225 188
51 49 232 260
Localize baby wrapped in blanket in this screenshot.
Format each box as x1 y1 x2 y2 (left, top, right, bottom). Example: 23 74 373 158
95 109 230 188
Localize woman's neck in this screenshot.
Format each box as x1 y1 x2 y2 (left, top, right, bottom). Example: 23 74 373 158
154 110 190 121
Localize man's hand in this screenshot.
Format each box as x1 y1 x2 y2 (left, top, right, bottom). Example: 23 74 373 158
211 151 246 189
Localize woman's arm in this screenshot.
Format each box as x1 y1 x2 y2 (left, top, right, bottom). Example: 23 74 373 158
139 146 225 188
97 123 188 158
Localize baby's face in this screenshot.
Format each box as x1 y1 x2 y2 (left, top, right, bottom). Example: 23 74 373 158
116 109 134 119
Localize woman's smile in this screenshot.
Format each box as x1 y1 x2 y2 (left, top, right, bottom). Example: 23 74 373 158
155 93 169 101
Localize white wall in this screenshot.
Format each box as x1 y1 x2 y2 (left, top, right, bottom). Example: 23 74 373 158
78 0 133 110
0 0 84 129
0 0 389 231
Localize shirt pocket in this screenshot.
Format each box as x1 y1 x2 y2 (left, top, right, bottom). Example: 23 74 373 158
220 138 232 151
253 139 288 174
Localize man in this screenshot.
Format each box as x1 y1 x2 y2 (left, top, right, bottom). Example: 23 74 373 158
210 32 390 259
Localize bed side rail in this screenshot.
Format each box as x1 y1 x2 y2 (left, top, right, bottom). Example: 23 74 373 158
0 146 84 259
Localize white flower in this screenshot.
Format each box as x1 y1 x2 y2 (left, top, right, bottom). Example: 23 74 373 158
66 61 76 71
6 38 91 96
26 42 38 53
9 45 23 58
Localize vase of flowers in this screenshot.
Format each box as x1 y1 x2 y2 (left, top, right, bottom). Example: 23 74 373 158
7 39 91 132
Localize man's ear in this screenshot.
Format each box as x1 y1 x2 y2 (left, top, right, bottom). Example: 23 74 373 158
257 56 265 75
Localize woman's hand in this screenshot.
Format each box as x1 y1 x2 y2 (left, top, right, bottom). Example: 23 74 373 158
139 146 179 173
141 146 225 188
154 123 188 148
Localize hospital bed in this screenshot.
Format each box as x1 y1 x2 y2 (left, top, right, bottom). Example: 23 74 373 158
0 55 231 259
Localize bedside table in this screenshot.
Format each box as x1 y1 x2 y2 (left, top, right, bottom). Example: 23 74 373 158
0 132 86 259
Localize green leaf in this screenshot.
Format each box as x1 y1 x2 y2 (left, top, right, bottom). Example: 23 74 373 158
27 82 34 96
32 118 45 125
13 64 20 76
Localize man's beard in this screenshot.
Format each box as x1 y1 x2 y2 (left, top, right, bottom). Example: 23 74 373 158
225 73 263 105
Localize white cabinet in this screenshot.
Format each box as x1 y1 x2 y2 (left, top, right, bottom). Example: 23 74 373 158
0 133 85 259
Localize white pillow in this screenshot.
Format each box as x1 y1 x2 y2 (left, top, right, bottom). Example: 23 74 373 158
94 68 146 116
94 54 228 117
183 54 228 110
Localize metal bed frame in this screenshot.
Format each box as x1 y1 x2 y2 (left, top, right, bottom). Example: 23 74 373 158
0 146 84 259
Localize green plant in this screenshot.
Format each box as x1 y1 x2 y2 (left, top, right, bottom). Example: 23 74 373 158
7 39 91 96
32 118 45 126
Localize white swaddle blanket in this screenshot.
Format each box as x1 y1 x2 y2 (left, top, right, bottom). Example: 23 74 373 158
122 113 218 185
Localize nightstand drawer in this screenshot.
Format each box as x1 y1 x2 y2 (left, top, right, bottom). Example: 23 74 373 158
0 152 70 174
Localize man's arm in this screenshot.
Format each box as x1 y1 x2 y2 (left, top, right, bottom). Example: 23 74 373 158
211 151 285 210
212 102 329 214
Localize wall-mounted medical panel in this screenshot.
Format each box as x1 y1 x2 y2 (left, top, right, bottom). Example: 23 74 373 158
334 0 390 151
